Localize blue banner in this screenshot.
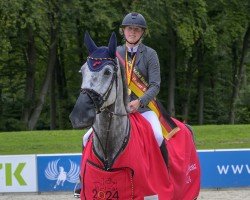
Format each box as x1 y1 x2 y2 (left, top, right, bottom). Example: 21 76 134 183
37 154 81 192
198 150 250 188
35 150 250 192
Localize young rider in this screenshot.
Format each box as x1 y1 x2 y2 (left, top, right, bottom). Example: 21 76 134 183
116 12 169 167
83 12 170 167
75 12 171 198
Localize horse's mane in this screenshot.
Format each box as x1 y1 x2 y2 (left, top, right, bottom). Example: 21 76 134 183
117 58 130 113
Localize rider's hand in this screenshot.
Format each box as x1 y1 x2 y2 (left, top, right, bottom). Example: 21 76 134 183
129 99 140 113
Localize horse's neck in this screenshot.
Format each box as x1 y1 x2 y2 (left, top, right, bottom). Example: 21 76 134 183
93 114 129 167
93 94 129 168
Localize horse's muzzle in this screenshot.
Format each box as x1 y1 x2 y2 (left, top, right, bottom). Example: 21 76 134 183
69 92 96 129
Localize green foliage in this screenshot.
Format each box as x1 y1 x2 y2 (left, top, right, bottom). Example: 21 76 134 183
235 85 250 123
0 0 250 131
0 118 27 132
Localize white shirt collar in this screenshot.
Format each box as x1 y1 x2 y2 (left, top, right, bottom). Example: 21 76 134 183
126 44 139 53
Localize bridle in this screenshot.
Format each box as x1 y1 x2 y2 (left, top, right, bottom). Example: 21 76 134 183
92 109 129 170
81 57 129 169
81 56 128 117
81 57 118 114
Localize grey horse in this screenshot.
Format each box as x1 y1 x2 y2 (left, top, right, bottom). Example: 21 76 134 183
69 32 200 199
70 32 129 169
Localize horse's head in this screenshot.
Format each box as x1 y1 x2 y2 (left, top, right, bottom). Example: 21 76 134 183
69 32 120 129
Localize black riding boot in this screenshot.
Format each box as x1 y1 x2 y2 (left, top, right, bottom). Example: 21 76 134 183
160 140 169 168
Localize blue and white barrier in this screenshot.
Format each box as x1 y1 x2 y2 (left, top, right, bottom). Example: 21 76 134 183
37 154 81 192
0 149 249 192
199 149 250 188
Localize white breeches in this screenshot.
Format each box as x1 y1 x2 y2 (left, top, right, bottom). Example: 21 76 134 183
141 111 164 146
82 111 164 147
83 127 93 147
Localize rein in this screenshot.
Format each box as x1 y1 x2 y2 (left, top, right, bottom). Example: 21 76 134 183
84 57 129 169
100 107 128 117
93 108 129 170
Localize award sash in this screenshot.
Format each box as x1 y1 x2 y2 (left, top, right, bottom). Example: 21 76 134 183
116 51 179 139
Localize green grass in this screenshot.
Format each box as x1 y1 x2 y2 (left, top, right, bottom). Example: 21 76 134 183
0 124 250 155
0 130 85 155
193 124 250 149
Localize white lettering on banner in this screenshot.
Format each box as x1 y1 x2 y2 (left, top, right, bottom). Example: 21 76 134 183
217 165 229 174
217 164 250 175
246 165 250 173
231 165 244 174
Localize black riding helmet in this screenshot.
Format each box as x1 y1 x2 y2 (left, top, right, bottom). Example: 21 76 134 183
121 12 147 29
121 12 147 45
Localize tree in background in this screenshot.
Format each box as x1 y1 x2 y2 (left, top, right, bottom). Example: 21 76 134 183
0 0 249 131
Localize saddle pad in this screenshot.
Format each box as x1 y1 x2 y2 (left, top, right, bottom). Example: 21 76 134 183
80 112 174 199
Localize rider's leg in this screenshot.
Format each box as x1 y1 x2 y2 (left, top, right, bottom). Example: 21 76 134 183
141 111 164 146
83 127 93 147
141 111 169 167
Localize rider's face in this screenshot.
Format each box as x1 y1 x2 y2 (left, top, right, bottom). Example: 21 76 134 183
124 26 144 44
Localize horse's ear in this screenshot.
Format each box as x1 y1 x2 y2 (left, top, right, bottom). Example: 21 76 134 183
84 31 97 55
108 32 117 59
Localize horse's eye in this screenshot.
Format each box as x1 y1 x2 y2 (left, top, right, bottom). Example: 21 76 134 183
104 69 112 76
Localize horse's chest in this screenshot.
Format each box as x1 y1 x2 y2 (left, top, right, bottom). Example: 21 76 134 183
82 130 157 199
81 113 171 199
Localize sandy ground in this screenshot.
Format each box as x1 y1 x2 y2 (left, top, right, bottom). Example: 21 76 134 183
1 189 250 200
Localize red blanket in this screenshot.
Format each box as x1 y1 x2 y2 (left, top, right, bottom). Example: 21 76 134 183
168 119 200 200
80 113 200 200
